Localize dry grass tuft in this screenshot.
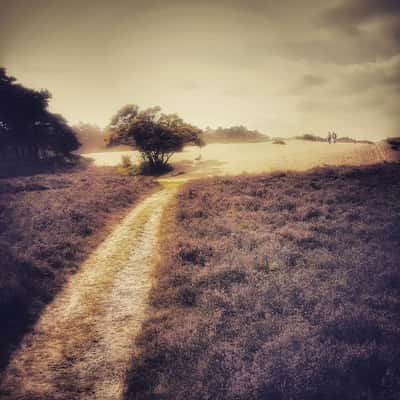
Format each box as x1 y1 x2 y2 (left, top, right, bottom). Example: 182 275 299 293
126 163 400 400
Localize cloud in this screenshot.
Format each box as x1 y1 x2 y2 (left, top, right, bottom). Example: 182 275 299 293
274 1 400 65
319 0 400 57
290 74 327 94
322 0 400 28
338 55 400 94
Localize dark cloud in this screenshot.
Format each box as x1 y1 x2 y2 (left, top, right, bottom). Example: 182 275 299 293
279 38 390 65
322 0 400 29
277 0 398 65
344 59 400 94
290 74 327 94
321 0 400 54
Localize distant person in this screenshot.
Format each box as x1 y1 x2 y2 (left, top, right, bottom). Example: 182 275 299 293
332 131 337 144
327 132 332 144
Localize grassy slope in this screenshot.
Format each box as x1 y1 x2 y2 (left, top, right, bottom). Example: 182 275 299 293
0 166 157 372
126 163 400 400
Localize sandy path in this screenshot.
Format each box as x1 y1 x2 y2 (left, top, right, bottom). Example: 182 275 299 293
0 187 177 400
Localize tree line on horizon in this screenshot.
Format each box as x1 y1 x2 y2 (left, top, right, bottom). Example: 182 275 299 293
203 125 269 143
1 68 373 172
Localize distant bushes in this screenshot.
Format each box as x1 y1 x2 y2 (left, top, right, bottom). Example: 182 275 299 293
203 125 269 143
336 136 357 143
126 163 400 400
337 136 374 144
296 133 325 141
387 137 400 151
272 138 286 145
296 133 374 144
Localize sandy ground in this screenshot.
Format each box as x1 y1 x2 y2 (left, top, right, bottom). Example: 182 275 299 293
83 140 397 182
0 187 177 400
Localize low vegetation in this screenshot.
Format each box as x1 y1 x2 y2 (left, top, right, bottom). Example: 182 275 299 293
387 137 400 151
0 165 157 372
126 163 400 400
296 133 326 142
272 138 286 145
203 126 269 143
296 133 374 144
336 136 374 144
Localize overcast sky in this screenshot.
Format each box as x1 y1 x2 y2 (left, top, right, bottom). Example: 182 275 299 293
1 0 399 139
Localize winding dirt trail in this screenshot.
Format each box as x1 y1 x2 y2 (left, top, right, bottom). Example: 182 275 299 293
0 187 178 400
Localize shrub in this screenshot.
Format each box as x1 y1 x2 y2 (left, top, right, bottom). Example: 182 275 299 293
121 154 133 169
387 137 400 151
272 139 286 145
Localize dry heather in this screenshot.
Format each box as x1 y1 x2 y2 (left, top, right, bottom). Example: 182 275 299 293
0 166 156 372
126 163 400 400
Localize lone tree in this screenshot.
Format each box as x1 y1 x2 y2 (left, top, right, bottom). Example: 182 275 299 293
107 105 203 171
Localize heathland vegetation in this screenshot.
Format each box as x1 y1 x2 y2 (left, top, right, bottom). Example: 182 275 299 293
0 165 156 372
126 163 400 400
203 126 269 143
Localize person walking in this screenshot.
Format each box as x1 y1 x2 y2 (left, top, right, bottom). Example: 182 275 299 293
332 131 337 144
328 131 332 144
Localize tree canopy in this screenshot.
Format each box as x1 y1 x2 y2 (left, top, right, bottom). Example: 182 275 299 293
107 105 203 171
0 68 79 162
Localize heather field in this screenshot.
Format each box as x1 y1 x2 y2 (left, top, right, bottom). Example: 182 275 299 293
126 163 400 400
0 165 156 372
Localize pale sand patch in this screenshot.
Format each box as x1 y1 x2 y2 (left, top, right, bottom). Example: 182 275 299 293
83 141 394 181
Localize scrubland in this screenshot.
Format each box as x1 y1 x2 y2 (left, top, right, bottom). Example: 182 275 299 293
126 163 400 400
0 165 156 372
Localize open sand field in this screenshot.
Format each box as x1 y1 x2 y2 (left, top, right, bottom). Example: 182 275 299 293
83 140 397 181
